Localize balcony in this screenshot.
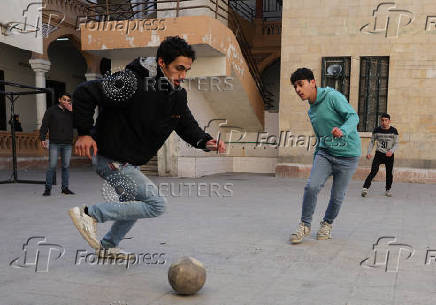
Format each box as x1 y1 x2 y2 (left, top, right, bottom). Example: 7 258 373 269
78 0 270 130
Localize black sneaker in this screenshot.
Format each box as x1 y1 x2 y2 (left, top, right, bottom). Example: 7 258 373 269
62 188 75 195
43 188 51 196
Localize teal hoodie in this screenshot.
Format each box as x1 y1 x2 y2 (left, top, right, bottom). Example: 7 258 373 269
308 87 361 158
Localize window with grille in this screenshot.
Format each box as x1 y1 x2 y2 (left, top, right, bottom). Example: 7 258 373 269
321 57 351 102
358 57 389 132
0 70 5 130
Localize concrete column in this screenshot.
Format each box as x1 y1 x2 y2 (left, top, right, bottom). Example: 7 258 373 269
157 133 179 177
29 59 51 130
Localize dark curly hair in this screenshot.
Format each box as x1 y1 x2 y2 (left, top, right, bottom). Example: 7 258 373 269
290 68 315 85
156 36 196 65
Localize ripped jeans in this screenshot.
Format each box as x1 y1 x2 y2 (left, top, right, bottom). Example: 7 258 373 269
87 155 166 249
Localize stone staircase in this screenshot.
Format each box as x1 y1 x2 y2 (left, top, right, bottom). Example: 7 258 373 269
140 155 158 176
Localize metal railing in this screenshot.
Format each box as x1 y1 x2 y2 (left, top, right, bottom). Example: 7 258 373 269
228 0 254 21
228 0 282 21
81 0 229 21
227 8 273 109
262 20 281 35
74 0 272 108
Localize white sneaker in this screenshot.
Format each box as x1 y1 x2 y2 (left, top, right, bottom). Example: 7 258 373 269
385 190 392 197
361 188 368 197
317 221 332 240
68 206 100 250
97 247 136 261
289 223 311 244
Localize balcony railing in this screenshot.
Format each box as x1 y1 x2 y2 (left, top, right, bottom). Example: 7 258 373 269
0 131 46 157
262 21 281 35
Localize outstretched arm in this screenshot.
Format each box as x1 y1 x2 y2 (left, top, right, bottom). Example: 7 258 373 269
175 104 214 150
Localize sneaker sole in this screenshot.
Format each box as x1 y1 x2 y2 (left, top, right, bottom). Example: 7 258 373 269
289 233 310 244
316 235 331 240
68 208 100 250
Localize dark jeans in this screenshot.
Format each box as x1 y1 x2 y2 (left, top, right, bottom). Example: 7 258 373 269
45 143 72 189
363 151 394 191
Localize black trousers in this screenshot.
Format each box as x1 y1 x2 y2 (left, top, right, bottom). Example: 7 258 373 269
363 151 394 190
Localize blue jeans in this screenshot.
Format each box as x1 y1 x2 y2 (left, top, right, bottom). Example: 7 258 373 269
301 149 359 226
45 143 72 189
87 155 166 249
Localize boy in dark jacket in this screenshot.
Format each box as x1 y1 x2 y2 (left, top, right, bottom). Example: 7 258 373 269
40 93 75 196
68 36 225 259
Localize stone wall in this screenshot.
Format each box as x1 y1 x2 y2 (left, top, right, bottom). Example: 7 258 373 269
280 0 436 169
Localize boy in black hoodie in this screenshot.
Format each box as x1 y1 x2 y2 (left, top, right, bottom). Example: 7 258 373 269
68 36 225 259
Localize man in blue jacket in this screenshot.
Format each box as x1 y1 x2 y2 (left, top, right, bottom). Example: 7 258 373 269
69 36 225 259
289 68 361 244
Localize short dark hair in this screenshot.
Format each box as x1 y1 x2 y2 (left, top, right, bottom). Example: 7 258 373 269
156 36 196 65
381 113 391 119
58 93 72 99
290 68 315 85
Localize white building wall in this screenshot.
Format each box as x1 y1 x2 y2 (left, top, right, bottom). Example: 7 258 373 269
0 0 43 54
0 43 36 132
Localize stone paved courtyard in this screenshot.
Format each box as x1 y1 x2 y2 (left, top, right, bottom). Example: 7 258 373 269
1 168 436 305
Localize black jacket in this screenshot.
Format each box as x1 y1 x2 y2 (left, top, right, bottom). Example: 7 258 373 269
39 105 74 144
73 58 212 166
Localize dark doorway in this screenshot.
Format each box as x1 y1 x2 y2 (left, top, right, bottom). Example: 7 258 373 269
46 80 66 108
100 57 111 76
0 70 5 130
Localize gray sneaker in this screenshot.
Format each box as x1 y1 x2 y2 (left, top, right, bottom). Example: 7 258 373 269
68 206 100 250
97 247 136 261
316 221 332 240
385 190 392 197
361 188 368 197
290 223 311 244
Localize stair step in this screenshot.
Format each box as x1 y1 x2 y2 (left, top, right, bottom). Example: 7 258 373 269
140 155 158 175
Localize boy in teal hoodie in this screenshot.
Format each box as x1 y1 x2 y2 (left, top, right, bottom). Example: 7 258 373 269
289 68 361 244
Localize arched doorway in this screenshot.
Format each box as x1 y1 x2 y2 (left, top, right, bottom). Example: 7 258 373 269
46 37 87 106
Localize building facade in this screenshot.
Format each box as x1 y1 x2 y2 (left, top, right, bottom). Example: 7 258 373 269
277 0 436 183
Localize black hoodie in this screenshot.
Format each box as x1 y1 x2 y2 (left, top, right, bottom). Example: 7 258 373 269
73 58 212 165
